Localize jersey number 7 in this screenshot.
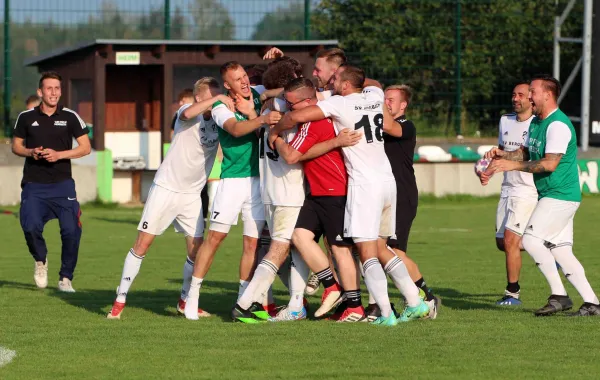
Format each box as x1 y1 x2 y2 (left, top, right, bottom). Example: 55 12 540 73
355 113 384 143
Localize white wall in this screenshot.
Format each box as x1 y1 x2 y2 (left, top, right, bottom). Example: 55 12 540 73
0 165 97 206
414 162 502 197
105 131 161 170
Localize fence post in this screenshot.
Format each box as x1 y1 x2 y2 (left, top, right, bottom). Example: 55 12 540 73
3 0 10 136
454 0 462 137
304 0 310 40
164 0 171 40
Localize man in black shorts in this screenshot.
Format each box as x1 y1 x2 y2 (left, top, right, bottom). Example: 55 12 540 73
379 84 440 319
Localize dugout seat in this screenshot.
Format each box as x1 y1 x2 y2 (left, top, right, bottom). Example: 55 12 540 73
417 145 452 162
449 145 481 161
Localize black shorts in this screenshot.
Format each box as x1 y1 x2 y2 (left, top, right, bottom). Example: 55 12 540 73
295 195 353 247
387 199 417 252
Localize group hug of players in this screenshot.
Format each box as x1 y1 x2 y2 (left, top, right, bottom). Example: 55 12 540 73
106 47 440 325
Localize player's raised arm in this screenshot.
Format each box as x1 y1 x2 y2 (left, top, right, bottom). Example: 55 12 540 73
273 105 326 135
181 94 233 121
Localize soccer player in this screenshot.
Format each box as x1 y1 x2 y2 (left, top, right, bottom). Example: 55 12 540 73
270 65 430 325
12 72 91 292
484 75 599 316
275 77 366 322
25 94 41 110
378 84 440 319
313 48 347 91
107 77 228 319
184 62 281 320
486 82 538 306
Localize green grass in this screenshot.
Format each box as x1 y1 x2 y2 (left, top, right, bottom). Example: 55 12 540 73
2 197 600 379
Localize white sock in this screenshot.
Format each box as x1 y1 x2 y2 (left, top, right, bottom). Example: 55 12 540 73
184 276 203 320
187 276 203 299
522 235 567 296
551 245 599 304
288 248 310 312
116 249 144 303
384 255 420 307
277 256 291 290
368 291 376 305
237 260 278 310
180 257 194 301
238 280 249 301
362 258 392 318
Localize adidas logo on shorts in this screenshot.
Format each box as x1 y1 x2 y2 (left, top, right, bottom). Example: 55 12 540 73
336 235 343 241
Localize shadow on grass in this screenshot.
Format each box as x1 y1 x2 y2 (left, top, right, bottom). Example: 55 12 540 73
91 217 139 225
432 287 531 312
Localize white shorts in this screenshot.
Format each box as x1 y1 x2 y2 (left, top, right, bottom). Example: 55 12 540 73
265 205 301 243
524 197 579 246
208 177 265 238
495 196 538 238
138 183 204 237
344 181 396 241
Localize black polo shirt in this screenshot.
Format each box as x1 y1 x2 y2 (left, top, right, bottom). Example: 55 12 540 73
13 105 89 185
383 115 418 204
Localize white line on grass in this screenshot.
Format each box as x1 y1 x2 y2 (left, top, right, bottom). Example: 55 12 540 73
0 346 16 368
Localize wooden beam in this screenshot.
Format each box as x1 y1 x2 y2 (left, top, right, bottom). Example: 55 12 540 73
98 44 113 58
92 55 106 151
152 44 166 59
204 45 220 59
161 61 173 155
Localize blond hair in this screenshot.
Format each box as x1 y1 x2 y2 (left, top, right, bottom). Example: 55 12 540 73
193 77 220 96
385 84 413 105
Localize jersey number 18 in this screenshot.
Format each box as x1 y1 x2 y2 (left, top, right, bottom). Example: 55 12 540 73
355 113 383 143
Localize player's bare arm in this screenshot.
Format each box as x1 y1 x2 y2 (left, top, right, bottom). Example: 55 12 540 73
382 100 403 137
43 134 91 162
223 111 282 138
484 146 529 161
180 95 233 121
486 152 561 176
364 78 383 89
275 129 362 165
259 88 284 103
11 137 43 160
273 105 326 135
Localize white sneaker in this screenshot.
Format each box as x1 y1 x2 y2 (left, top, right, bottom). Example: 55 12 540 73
58 278 76 293
34 260 48 288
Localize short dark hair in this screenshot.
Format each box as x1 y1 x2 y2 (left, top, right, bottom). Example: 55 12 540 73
284 77 315 93
316 48 347 68
338 65 365 89
25 94 40 105
245 64 267 86
531 74 561 100
220 61 242 78
267 56 303 78
38 71 61 89
514 80 530 88
177 88 194 101
262 60 302 90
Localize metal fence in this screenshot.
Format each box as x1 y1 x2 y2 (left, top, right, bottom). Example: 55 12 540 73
0 0 586 138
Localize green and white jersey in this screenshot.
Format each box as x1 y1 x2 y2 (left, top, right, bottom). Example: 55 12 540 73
526 108 581 202
211 86 264 179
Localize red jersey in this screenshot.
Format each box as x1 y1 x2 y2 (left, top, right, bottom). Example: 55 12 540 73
289 118 347 196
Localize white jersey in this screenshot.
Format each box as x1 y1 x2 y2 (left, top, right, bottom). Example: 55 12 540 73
154 103 219 193
317 86 395 185
498 113 537 199
259 98 305 206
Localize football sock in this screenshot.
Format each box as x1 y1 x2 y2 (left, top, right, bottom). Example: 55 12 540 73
238 280 249 301
415 277 435 301
368 291 376 305
277 257 291 290
522 235 567 296
345 289 362 308
184 276 203 320
316 267 336 289
180 257 194 301
237 259 278 310
384 256 421 308
288 249 310 312
362 258 392 318
116 249 144 303
551 245 599 304
506 281 520 295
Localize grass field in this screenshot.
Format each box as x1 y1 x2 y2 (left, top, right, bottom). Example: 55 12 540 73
1 196 600 379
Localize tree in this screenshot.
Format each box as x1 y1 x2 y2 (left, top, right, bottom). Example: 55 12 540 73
252 2 313 41
188 0 235 40
314 0 581 134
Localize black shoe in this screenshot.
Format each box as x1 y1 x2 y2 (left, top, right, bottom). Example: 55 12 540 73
569 302 600 317
365 303 381 322
534 295 573 316
231 302 269 323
